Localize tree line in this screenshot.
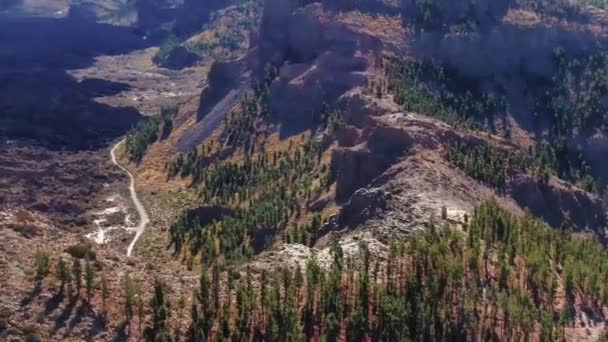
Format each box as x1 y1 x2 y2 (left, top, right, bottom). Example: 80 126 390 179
33 251 177 341
32 203 608 340
526 47 608 192
125 106 177 162
383 57 509 133
445 139 529 190
169 140 332 265
182 200 608 341
384 52 606 193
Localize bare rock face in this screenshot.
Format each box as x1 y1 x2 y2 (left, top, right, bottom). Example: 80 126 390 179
336 126 361 147
286 6 324 62
328 95 414 204
207 60 243 95
331 148 392 201
269 51 368 134
197 59 244 120
259 3 371 134
259 0 298 63
367 126 413 157
338 92 399 128
316 188 388 243
337 188 387 228
510 175 607 232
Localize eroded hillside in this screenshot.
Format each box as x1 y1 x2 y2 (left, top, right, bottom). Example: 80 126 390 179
3 0 608 341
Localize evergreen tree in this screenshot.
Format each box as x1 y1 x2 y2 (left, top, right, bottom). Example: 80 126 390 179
137 290 145 339
101 273 109 316
85 257 95 301
34 249 50 280
150 279 173 342
72 258 82 297
55 256 71 292
124 273 137 323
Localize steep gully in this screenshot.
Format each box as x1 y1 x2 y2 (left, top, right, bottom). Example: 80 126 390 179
110 139 150 256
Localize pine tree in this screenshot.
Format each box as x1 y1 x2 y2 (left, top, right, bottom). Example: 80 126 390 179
85 257 95 301
137 290 145 339
150 279 173 342
100 273 109 316
220 300 231 341
324 312 340 342
124 273 136 324
190 293 204 342
34 249 50 280
195 268 214 339
236 278 252 340
72 258 82 297
55 256 71 292
175 294 186 340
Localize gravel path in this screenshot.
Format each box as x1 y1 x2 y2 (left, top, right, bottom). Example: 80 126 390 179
111 139 150 256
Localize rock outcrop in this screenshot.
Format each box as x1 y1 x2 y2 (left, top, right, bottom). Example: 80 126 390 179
197 59 245 120
331 148 391 202
156 46 200 70
510 175 607 232
259 3 376 135
337 187 387 229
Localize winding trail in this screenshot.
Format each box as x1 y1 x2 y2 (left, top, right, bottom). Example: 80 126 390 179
110 139 149 256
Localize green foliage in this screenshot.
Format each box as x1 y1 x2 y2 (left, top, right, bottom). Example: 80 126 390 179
123 273 137 322
224 65 277 148
514 0 604 17
72 258 82 296
150 279 173 342
85 257 95 301
65 243 96 260
527 48 608 190
320 105 344 135
445 139 528 189
186 1 262 61
283 214 324 246
182 200 608 340
167 63 334 263
402 0 510 31
153 35 180 65
55 257 71 290
190 268 218 340
125 116 162 162
385 57 508 130
169 140 326 261
34 249 50 280
125 106 177 162
101 273 109 314
388 52 607 192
